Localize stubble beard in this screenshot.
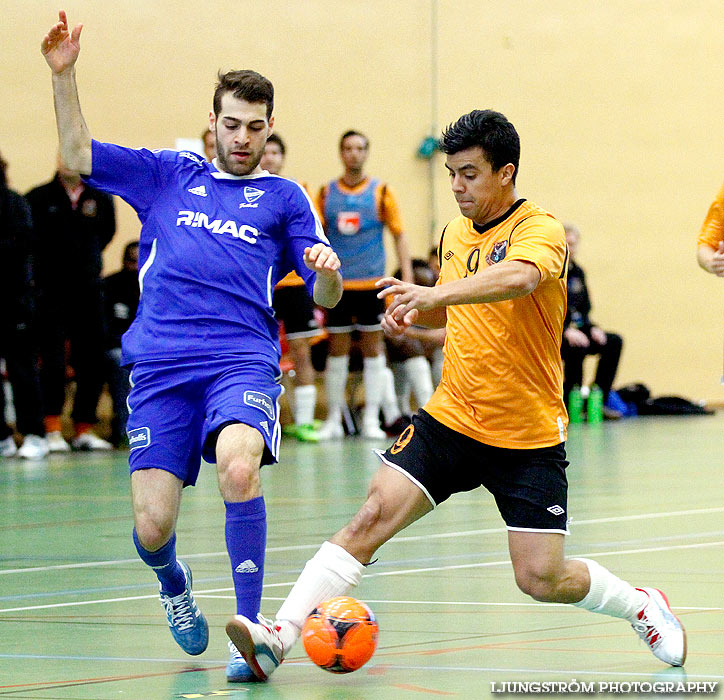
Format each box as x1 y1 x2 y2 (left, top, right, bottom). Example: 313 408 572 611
215 131 262 177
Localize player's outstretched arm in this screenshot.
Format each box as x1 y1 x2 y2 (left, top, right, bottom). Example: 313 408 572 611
41 10 92 175
377 259 539 329
305 243 343 308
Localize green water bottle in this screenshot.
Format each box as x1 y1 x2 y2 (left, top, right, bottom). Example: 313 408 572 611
588 384 604 424
568 385 584 424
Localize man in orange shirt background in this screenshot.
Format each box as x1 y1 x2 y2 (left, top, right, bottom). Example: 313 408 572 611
228 110 687 681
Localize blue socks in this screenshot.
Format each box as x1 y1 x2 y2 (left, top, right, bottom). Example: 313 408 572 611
133 529 186 596
225 497 267 618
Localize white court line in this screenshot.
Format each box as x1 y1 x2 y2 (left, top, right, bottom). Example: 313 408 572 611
1 539 722 614
2 505 723 577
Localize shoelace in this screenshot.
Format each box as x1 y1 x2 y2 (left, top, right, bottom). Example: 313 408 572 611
632 599 674 650
228 641 243 660
163 591 196 632
256 614 284 656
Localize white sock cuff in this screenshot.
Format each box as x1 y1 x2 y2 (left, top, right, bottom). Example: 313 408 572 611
571 558 607 610
295 384 316 400
318 541 365 587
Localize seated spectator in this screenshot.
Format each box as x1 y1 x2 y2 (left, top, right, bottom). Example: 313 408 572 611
697 180 724 277
0 149 48 459
104 241 139 446
561 223 623 419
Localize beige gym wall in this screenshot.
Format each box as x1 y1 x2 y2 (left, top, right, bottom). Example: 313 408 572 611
2 1 723 402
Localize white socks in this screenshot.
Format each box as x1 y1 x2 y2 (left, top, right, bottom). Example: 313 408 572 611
276 541 365 650
324 355 348 423
573 558 647 622
362 355 386 425
294 384 317 426
404 356 434 408
381 367 402 424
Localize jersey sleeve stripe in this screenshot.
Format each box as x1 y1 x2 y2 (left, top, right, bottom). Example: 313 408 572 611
138 237 157 294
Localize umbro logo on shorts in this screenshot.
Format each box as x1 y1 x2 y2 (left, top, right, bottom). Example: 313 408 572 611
188 185 208 197
547 505 565 516
234 559 259 574
127 427 151 450
244 391 275 420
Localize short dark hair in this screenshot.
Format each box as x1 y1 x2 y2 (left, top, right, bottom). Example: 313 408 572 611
123 240 139 263
439 110 520 184
339 130 369 150
0 150 7 188
213 70 274 120
265 133 286 155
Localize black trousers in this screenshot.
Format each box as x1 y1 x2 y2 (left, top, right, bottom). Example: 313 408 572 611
561 331 623 404
0 323 45 438
37 287 106 424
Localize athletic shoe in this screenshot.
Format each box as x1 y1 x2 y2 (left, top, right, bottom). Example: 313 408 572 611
294 423 320 443
317 419 344 440
160 560 209 656
17 435 50 460
226 640 260 682
46 430 70 452
361 421 387 439
631 587 687 666
0 436 17 457
72 432 113 451
225 613 284 681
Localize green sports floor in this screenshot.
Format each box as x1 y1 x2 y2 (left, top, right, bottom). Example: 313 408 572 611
1 414 722 699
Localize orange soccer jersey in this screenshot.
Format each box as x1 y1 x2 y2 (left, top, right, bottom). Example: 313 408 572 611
698 181 724 250
424 199 569 449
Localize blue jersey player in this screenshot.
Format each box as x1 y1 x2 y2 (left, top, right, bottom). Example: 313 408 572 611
42 11 342 682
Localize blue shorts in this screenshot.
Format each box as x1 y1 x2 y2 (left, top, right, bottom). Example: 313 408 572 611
126 355 283 486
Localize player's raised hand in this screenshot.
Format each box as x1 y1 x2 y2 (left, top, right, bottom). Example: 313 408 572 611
304 243 341 276
376 276 437 323
41 10 83 74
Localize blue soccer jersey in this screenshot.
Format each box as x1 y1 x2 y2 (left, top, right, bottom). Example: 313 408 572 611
85 141 328 366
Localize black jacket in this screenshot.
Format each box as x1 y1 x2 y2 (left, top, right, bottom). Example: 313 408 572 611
0 185 35 328
103 268 140 349
565 259 592 330
25 175 116 294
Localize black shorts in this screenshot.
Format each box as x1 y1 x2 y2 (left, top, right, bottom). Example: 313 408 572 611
378 410 570 533
273 285 322 340
326 288 385 333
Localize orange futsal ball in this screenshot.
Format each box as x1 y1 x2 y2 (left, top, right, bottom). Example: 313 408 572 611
302 596 379 673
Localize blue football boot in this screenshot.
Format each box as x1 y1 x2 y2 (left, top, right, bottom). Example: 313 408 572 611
159 559 209 655
226 640 261 682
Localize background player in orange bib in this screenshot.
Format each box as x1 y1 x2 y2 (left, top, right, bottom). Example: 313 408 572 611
228 110 686 681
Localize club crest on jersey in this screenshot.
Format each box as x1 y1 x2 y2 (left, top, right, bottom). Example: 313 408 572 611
486 240 508 265
244 391 275 420
337 211 360 235
240 186 265 208
127 427 151 451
